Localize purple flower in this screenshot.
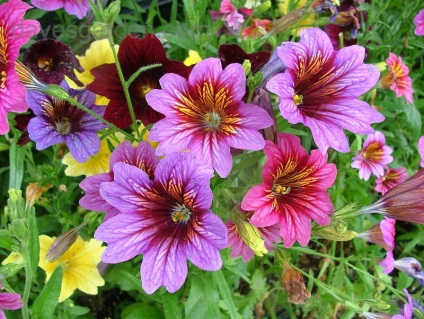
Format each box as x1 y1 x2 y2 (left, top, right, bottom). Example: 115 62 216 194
30 0 91 19
392 289 413 319
147 58 273 178
79 141 159 220
394 258 424 286
375 167 409 195
351 131 393 181
27 81 106 162
94 152 227 294
0 282 24 319
266 28 384 154
418 136 424 167
413 9 424 36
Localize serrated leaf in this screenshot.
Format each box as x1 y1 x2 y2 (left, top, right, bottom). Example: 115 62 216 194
185 273 220 319
32 267 62 319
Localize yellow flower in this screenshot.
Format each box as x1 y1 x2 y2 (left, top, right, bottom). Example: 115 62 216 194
68 39 119 105
38 235 105 302
278 0 316 35
63 138 112 177
2 252 24 265
183 50 202 66
133 123 159 149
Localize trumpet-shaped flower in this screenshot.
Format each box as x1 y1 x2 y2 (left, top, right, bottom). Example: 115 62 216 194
0 0 40 135
392 289 414 319
380 53 413 104
241 133 337 247
95 152 227 294
413 9 424 36
30 0 91 19
267 28 383 154
80 141 159 220
0 282 23 318
358 169 424 224
27 81 106 162
147 58 273 178
357 217 395 251
375 167 408 195
38 235 105 302
394 257 424 286
87 34 191 129
351 131 393 181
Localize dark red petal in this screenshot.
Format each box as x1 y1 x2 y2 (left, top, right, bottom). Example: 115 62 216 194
88 64 123 99
218 44 271 74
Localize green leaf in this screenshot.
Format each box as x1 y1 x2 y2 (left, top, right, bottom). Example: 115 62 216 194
122 303 163 319
213 270 238 319
32 267 62 319
105 262 142 292
0 230 15 250
27 204 39 272
8 133 26 190
185 273 220 319
162 292 183 319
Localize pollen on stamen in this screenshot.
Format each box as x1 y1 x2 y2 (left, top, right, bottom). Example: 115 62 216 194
272 184 291 195
203 111 222 131
293 94 303 105
0 70 6 88
171 204 192 223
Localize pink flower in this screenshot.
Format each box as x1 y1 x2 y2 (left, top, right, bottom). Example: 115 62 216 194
241 133 337 247
0 282 24 318
379 249 395 274
413 9 424 36
351 131 393 181
377 217 396 274
357 217 396 251
242 18 272 39
95 152 227 294
266 28 383 154
375 167 409 195
210 0 252 32
30 0 90 19
380 53 413 104
418 136 424 167
392 289 414 319
147 58 273 178
0 0 40 135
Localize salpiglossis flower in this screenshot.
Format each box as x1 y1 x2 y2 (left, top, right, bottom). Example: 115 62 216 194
95 152 227 294
375 167 408 195
267 27 383 154
147 58 273 178
0 0 40 135
0 282 23 318
351 131 393 181
413 9 424 36
30 0 91 19
241 133 337 247
38 235 105 302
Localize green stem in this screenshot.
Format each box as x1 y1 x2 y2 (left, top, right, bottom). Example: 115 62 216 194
21 249 32 319
108 37 141 140
126 64 162 87
130 0 144 24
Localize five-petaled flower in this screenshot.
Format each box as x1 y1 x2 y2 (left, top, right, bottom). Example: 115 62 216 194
87 34 191 129
241 133 337 247
27 81 106 162
379 53 413 104
147 57 273 178
351 131 393 181
95 152 227 294
267 27 383 154
0 0 40 135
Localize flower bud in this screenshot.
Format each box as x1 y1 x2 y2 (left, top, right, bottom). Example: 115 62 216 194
90 21 112 40
312 220 357 241
237 220 268 257
45 222 87 262
242 59 252 76
44 84 71 100
104 0 121 25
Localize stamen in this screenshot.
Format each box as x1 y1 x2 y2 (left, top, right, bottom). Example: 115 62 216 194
293 94 303 105
203 111 221 130
272 184 291 195
171 204 192 223
56 118 71 135
0 70 6 89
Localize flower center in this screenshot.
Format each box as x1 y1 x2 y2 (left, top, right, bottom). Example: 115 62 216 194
293 94 303 105
171 204 192 223
37 56 54 72
203 111 222 130
362 142 383 161
272 184 291 195
140 85 151 97
56 117 72 135
59 258 71 271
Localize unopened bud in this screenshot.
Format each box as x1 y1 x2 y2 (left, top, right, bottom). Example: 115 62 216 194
104 0 121 25
255 1 271 12
242 59 252 76
238 220 268 257
312 221 357 241
46 222 88 262
44 84 70 100
252 89 277 144
280 267 311 304
90 21 112 40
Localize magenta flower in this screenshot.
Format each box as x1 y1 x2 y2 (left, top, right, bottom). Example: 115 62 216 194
210 0 250 31
418 136 424 167
266 27 383 154
392 289 414 319
94 152 227 294
241 133 337 247
0 0 40 135
357 217 395 251
375 167 408 195
351 131 393 181
30 0 91 19
380 53 413 104
0 282 24 318
147 58 273 178
413 9 424 36
27 81 106 162
377 217 396 274
79 141 159 220
379 249 395 274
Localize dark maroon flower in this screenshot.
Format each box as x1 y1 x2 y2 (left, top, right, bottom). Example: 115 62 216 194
218 44 270 74
87 34 192 129
23 39 83 85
